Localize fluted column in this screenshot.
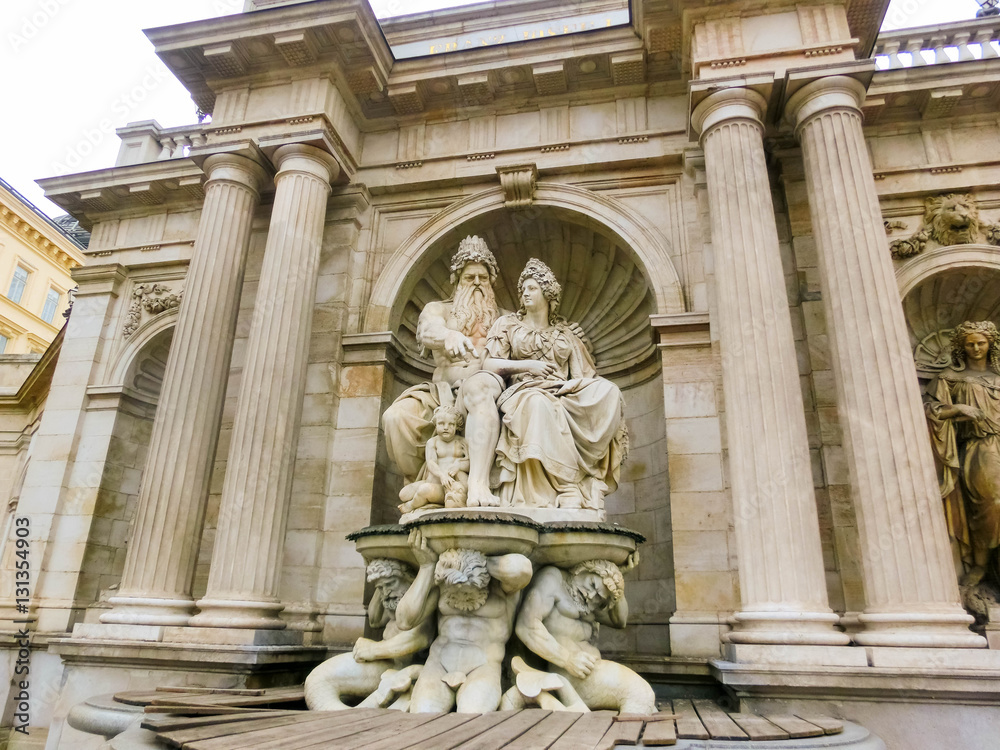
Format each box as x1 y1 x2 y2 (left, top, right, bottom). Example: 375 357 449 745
692 88 847 646
191 144 339 629
103 153 266 626
787 76 983 648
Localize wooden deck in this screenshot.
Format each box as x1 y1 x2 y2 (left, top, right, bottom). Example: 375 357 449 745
125 687 845 749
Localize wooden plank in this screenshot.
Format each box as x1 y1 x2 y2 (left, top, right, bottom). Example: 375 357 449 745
157 712 347 747
548 711 615 750
175 712 381 749
794 714 844 735
156 687 266 696
151 686 304 708
404 711 517 750
639 717 677 746
691 701 747 741
148 705 289 716
291 713 440 750
116 690 173 706
143 711 300 733
453 710 552 750
595 720 642 750
670 701 708 741
359 713 476 750
728 713 790 741
185 708 405 750
761 715 825 739
503 711 582 750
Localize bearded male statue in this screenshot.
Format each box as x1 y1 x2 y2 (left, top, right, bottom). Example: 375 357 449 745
304 559 433 711
382 236 506 508
394 530 533 713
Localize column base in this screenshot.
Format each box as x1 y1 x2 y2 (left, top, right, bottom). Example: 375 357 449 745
723 643 869 667
100 596 194 627
189 598 286 629
853 611 985 648
725 610 851 646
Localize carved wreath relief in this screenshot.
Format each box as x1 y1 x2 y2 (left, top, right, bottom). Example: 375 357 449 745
123 283 183 338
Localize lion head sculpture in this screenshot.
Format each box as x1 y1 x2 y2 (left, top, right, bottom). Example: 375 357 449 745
925 193 981 247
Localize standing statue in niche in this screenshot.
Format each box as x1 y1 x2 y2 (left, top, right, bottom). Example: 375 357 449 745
303 559 433 711
398 405 470 515
924 321 1000 587
393 530 533 713
514 557 656 715
483 259 627 512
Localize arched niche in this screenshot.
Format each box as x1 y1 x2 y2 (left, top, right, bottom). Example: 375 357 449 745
75 322 174 612
370 187 677 655
899 246 1000 353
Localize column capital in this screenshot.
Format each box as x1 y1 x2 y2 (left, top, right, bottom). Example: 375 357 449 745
272 143 341 185
202 151 269 195
785 75 868 135
691 86 768 141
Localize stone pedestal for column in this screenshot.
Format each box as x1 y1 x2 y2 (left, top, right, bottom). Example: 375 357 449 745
787 75 983 648
191 144 340 629
103 153 266 627
692 88 848 647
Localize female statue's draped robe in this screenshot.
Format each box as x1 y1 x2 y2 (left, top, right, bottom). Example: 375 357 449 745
925 369 1000 564
486 314 627 510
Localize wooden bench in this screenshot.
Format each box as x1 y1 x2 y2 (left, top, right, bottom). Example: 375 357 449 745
124 687 847 749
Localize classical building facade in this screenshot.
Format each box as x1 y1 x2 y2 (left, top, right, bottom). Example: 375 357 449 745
3 0 1000 747
0 179 85 356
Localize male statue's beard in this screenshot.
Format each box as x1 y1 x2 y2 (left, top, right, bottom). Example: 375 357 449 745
440 583 490 612
450 281 498 337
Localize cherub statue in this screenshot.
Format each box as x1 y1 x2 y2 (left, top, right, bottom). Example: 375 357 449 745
398 405 470 514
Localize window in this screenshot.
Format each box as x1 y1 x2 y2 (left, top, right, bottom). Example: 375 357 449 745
7 267 29 304
41 289 60 324
0 335 7 354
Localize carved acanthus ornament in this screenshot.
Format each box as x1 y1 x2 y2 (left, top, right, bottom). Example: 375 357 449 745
890 193 1000 259
123 283 183 338
496 164 538 209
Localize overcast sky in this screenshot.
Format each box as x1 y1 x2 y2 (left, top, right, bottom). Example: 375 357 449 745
0 0 982 217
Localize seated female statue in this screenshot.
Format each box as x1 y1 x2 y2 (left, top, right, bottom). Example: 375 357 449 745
482 258 627 514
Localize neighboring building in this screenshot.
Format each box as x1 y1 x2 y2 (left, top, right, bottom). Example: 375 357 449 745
2 0 1000 747
0 178 87 355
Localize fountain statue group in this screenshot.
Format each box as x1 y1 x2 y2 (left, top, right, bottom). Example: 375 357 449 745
305 237 655 715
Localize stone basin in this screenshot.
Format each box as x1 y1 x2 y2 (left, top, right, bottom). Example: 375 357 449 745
403 511 540 557
348 514 646 568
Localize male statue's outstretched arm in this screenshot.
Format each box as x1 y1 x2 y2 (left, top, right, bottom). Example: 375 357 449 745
417 301 474 362
395 530 439 631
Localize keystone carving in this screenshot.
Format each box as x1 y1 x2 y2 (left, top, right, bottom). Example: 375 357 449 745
496 164 538 209
123 283 183 338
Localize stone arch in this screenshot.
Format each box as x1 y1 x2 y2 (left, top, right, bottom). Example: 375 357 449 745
365 182 685 335
897 244 1000 298
109 307 177 394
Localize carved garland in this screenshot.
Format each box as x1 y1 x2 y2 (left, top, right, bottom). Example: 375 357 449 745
123 283 183 338
890 193 1000 260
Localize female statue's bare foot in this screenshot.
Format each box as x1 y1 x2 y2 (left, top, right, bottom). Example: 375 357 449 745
467 482 500 507
961 565 987 587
